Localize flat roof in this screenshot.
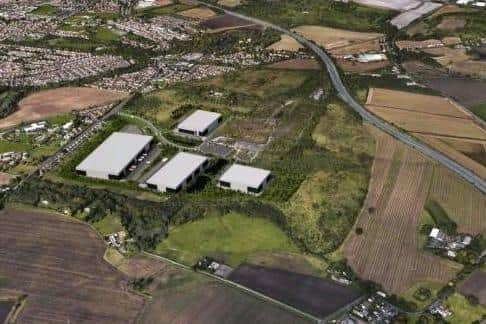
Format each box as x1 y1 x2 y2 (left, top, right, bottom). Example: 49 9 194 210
76 132 153 176
177 110 221 133
219 164 271 188
146 152 208 189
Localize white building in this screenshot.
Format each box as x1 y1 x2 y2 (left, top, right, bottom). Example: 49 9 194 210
218 164 271 195
76 132 154 180
176 110 222 137
146 152 209 193
356 53 387 63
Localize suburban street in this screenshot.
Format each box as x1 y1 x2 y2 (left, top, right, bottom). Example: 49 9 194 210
199 1 486 194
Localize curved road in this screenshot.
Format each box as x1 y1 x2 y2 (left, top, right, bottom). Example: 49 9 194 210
199 1 486 194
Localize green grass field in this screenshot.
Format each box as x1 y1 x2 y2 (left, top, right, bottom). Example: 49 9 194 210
155 213 298 266
92 27 120 43
444 293 486 324
236 0 394 31
93 214 124 235
470 102 486 122
401 281 445 310
405 9 486 43
30 4 57 16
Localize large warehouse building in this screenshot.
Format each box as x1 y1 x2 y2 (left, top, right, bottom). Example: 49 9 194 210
146 152 209 193
218 164 271 195
76 132 154 180
176 110 222 137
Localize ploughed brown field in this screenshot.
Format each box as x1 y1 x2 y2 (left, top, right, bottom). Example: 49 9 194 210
0 208 144 323
228 264 361 318
0 172 13 186
343 128 461 294
0 87 128 129
178 7 216 20
268 59 321 71
335 58 390 73
292 26 382 50
365 88 486 177
200 14 261 32
127 255 311 324
458 270 486 306
428 168 486 235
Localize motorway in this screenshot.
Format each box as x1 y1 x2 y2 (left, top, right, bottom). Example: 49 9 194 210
199 1 486 194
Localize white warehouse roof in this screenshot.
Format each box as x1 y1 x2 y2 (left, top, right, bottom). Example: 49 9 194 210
219 164 271 189
76 132 153 176
177 110 221 133
146 152 208 190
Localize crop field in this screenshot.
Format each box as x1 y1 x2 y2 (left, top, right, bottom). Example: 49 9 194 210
292 25 383 50
0 87 127 129
178 7 216 20
367 106 486 140
365 88 486 176
266 34 304 52
458 270 486 306
366 88 470 118
327 38 382 55
418 136 486 179
228 264 361 318
335 58 390 73
200 14 260 32
136 256 312 324
0 208 144 323
421 77 486 108
155 213 298 266
342 129 461 294
428 167 486 235
268 59 321 71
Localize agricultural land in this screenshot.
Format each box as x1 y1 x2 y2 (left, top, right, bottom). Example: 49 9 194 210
0 0 485 323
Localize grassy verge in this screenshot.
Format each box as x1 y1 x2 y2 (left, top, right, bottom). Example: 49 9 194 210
30 4 57 16
401 281 445 310
424 199 457 234
444 293 486 324
155 212 298 266
470 102 486 122
93 214 124 235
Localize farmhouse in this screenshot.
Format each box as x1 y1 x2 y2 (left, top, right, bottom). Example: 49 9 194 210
218 164 271 195
146 152 209 193
176 109 222 137
76 132 154 180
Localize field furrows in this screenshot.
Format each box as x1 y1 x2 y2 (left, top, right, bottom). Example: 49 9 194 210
0 209 144 324
343 132 460 294
429 168 486 235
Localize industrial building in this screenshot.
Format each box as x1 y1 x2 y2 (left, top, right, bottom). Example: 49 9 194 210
76 132 154 180
176 109 222 137
218 164 271 195
146 152 209 193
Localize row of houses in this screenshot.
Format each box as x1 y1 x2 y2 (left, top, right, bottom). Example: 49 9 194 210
75 132 271 195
